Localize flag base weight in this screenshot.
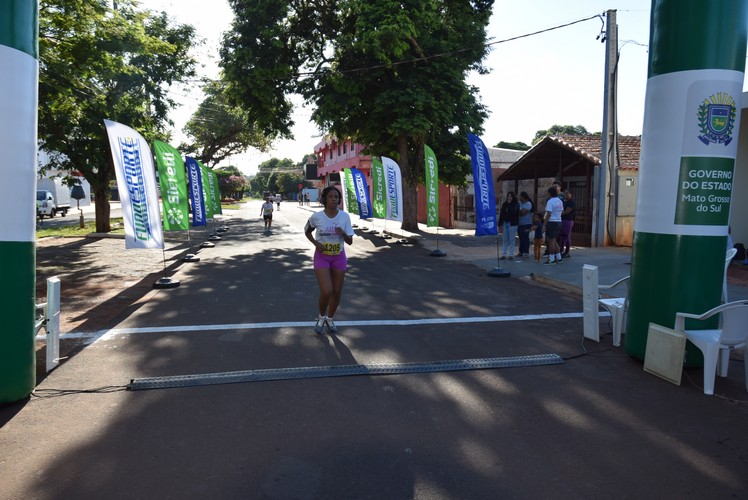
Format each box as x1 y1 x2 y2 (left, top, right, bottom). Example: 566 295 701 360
429 249 447 257
153 277 180 289
182 254 200 262
487 267 511 278
201 242 215 248
208 234 222 241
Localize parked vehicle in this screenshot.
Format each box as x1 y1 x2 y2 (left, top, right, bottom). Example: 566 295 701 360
36 178 71 218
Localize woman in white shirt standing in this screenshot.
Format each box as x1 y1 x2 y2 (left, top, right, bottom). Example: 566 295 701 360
543 186 564 264
304 186 354 334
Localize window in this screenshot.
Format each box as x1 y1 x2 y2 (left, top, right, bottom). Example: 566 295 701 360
343 142 347 154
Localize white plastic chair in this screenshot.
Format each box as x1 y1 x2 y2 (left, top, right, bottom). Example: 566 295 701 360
723 248 737 303
674 300 748 396
598 276 630 347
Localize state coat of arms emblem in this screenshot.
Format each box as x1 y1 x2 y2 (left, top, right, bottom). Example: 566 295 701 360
698 92 736 145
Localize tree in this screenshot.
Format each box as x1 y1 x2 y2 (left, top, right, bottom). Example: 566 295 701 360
247 173 269 198
38 0 197 232
181 80 273 167
218 175 248 199
214 166 248 199
248 156 312 197
275 172 308 195
532 125 592 145
298 154 317 168
265 172 279 195
258 158 297 172
495 141 530 151
215 165 243 177
221 0 493 230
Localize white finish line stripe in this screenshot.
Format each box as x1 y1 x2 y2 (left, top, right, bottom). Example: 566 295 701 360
43 311 601 342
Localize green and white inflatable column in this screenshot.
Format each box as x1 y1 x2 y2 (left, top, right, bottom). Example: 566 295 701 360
0 1 39 403
626 0 747 363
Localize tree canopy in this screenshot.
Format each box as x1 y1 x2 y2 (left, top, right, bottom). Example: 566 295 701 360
532 125 593 145
39 0 197 232
250 156 312 197
494 141 530 151
249 170 310 198
258 158 298 172
220 0 494 230
181 80 273 167
214 166 249 199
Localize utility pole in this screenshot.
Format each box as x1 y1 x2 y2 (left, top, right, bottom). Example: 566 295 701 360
594 9 618 247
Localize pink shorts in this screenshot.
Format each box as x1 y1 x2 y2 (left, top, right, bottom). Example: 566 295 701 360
314 250 347 270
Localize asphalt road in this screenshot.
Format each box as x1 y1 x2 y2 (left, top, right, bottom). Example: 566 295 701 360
3 200 748 499
36 202 122 229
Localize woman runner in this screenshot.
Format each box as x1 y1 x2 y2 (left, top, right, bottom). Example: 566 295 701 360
304 186 354 333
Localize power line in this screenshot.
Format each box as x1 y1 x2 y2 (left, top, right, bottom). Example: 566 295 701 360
291 13 605 78
486 13 602 48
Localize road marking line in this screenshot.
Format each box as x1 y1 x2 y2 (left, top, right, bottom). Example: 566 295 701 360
40 311 606 343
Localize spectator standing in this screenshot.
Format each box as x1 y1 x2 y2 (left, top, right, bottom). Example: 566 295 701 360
543 186 564 264
544 181 564 256
553 181 564 201
560 191 576 257
498 192 520 260
517 192 534 258
531 212 544 262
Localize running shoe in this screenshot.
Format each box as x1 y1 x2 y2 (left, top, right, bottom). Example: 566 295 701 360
314 315 326 334
326 318 338 333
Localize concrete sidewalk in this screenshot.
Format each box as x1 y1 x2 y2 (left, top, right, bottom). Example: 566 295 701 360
314 207 748 301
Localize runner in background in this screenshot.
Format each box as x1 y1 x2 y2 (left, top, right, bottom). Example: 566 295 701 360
260 196 274 231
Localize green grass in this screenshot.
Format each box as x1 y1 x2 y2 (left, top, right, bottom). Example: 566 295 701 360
36 218 126 238
35 198 248 237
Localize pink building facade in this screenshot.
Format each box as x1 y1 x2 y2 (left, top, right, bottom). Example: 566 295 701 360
312 137 454 228
313 137 373 186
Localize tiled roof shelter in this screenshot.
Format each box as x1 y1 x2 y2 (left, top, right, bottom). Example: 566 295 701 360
498 135 641 181
497 134 642 247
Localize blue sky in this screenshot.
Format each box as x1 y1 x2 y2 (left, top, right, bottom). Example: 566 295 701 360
476 1 651 143
142 0 742 174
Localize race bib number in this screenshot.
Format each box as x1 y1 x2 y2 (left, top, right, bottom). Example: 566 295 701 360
322 242 341 255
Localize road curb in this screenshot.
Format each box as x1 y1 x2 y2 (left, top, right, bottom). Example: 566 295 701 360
86 233 126 239
530 273 583 296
